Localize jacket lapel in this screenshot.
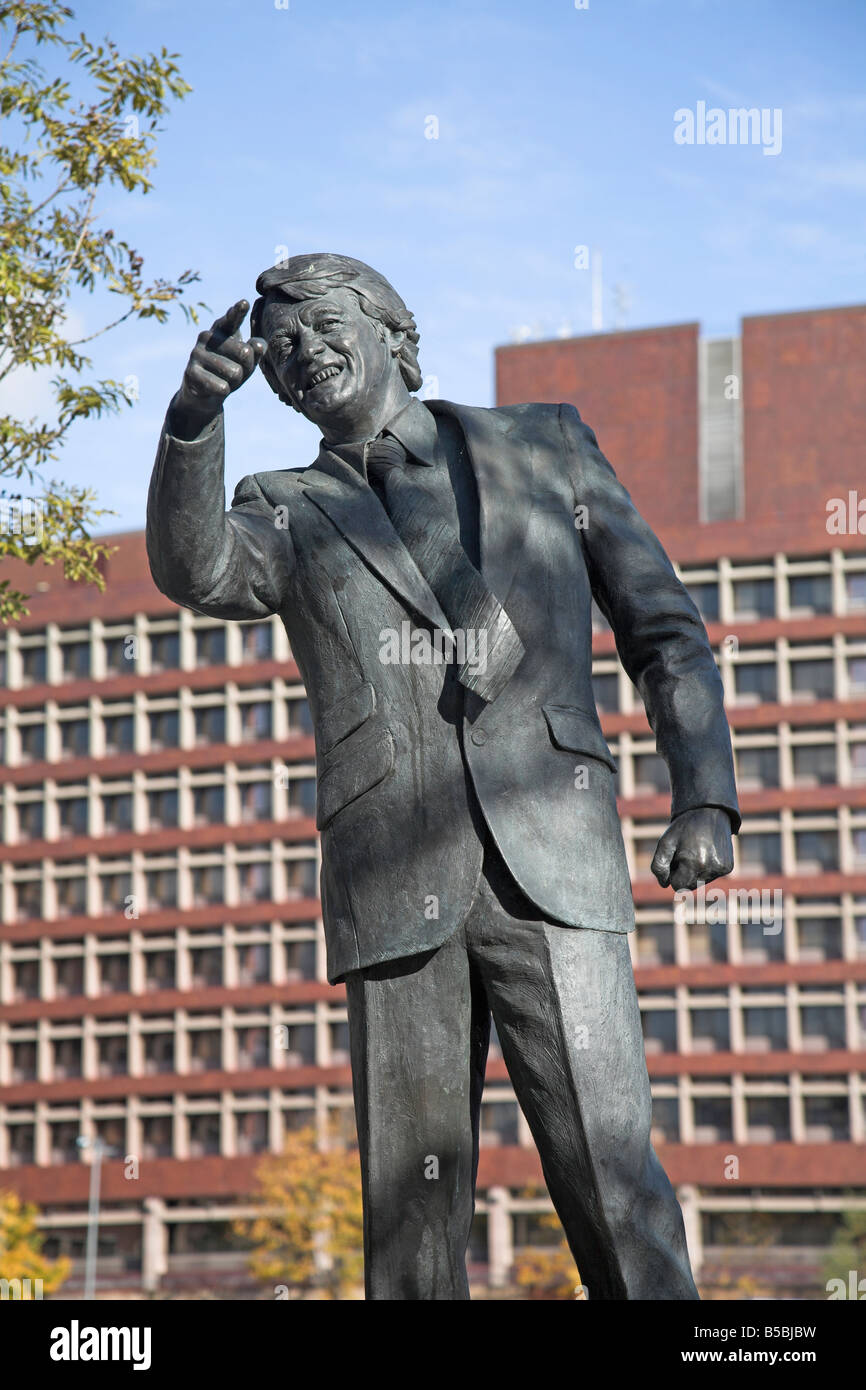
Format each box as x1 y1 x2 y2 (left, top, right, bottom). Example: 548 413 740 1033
300 450 454 636
426 398 532 607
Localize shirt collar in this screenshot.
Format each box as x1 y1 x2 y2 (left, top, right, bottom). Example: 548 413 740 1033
382 397 439 466
319 396 440 478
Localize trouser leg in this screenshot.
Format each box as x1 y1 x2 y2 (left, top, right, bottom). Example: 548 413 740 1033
345 927 490 1300
468 845 699 1301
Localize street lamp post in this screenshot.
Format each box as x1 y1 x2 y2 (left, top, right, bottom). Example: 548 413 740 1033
76 1136 108 1301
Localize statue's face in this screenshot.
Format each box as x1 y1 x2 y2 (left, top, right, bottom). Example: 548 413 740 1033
261 288 398 431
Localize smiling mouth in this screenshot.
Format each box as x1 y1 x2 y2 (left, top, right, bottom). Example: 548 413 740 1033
306 364 343 390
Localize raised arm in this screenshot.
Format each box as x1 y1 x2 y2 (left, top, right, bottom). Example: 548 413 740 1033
146 300 293 620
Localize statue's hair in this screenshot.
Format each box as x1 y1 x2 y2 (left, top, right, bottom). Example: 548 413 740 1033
251 253 421 407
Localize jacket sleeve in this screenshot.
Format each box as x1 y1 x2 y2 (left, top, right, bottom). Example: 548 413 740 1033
558 401 740 832
146 410 293 620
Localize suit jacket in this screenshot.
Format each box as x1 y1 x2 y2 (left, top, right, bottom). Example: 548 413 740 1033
146 397 740 983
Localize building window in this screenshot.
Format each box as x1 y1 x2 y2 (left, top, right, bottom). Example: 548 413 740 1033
141 1117 173 1159
687 918 728 964
745 1096 790 1143
52 1038 82 1080
189 1031 222 1072
237 944 270 985
49 1122 82 1165
846 572 866 612
192 785 224 825
592 672 619 713
103 714 134 755
740 918 785 963
800 1005 845 1051
99 955 130 995
690 1007 730 1053
285 859 317 899
190 947 223 989
641 1009 677 1054
789 659 834 702
12 959 40 1000
194 706 226 746
650 1097 679 1144
236 1111 269 1155
17 799 44 840
20 646 47 686
792 744 836 786
15 879 43 920
59 719 89 759
287 777 316 818
54 955 84 996
240 781 271 823
145 870 178 910
686 582 720 624
149 710 179 750
734 662 777 704
692 1097 732 1143
19 722 46 763
238 861 271 903
58 796 89 837
286 698 313 735
797 918 842 961
191 865 224 906
147 789 178 829
144 951 175 991
479 1100 520 1147
794 829 838 874
55 875 87 918
103 793 134 834
732 578 775 621
10 1042 38 1081
738 832 782 876
196 628 226 667
240 623 273 661
735 746 779 789
788 574 832 615
104 634 138 675
188 1114 221 1156
149 632 180 672
742 1006 787 1051
802 1095 848 1142
100 871 133 915
633 753 669 796
143 1034 174 1074
283 939 316 982
240 702 272 742
236 1027 269 1069
59 642 90 681
279 1024 315 1066
7 1125 35 1165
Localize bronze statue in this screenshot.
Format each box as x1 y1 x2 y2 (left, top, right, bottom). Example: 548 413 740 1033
147 254 739 1300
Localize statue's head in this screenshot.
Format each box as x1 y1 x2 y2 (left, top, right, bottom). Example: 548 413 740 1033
251 254 421 435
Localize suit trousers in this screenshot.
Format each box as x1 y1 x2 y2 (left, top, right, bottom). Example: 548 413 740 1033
344 830 700 1301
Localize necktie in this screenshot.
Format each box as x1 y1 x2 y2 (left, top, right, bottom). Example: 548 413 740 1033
365 433 524 703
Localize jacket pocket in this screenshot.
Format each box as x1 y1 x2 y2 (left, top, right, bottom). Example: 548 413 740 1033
316 725 395 830
542 703 618 772
318 681 376 757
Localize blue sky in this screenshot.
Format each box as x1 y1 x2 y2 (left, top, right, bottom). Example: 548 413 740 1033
8 0 866 533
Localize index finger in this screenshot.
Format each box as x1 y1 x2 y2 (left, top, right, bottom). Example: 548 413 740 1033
210 299 249 342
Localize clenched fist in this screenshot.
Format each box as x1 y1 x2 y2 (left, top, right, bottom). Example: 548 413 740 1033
651 806 734 892
170 299 266 440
